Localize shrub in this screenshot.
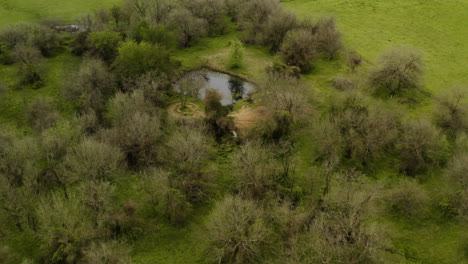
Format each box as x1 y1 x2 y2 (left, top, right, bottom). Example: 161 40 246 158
435 86 468 137
315 17 342 59
332 76 356 91
386 179 429 218
347 50 362 72
397 119 449 176
229 39 244 69
280 29 316 72
14 44 45 87
369 47 424 97
83 241 133 264
27 96 59 131
89 31 122 62
205 196 272 264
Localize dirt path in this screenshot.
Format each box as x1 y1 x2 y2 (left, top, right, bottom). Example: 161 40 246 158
229 106 271 135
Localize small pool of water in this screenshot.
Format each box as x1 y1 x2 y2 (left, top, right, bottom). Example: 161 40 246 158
197 71 255 106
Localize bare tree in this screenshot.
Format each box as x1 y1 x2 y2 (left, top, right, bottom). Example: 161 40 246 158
205 195 272 264
61 137 124 182
231 141 277 199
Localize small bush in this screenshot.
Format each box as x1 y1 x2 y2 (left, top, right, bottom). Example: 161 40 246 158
229 39 244 69
280 29 316 73
332 76 356 90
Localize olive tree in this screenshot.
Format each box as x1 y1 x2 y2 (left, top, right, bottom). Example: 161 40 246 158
369 47 424 96
64 58 115 113
205 195 272 264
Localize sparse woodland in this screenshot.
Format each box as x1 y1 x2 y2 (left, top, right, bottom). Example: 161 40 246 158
0 0 467 263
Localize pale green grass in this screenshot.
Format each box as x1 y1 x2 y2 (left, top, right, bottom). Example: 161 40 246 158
284 0 468 94
0 0 122 27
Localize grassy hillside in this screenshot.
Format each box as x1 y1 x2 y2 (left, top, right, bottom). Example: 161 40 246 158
0 0 122 27
284 0 468 95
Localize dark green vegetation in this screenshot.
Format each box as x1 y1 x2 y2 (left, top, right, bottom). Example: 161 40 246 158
0 0 467 263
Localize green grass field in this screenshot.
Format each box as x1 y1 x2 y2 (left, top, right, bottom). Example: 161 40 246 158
285 0 468 95
0 0 467 263
0 0 121 27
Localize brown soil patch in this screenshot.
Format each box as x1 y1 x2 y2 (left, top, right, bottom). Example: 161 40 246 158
168 102 205 119
229 106 271 135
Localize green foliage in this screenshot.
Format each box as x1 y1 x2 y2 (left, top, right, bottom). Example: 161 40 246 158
112 40 178 79
229 39 244 69
89 30 122 62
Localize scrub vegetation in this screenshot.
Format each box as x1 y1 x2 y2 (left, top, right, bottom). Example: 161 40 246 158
0 0 467 263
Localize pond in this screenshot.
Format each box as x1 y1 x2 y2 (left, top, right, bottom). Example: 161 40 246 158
197 71 255 106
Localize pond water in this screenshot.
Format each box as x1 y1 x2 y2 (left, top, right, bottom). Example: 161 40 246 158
197 71 255 106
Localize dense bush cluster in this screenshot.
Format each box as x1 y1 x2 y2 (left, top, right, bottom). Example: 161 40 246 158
0 0 466 263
